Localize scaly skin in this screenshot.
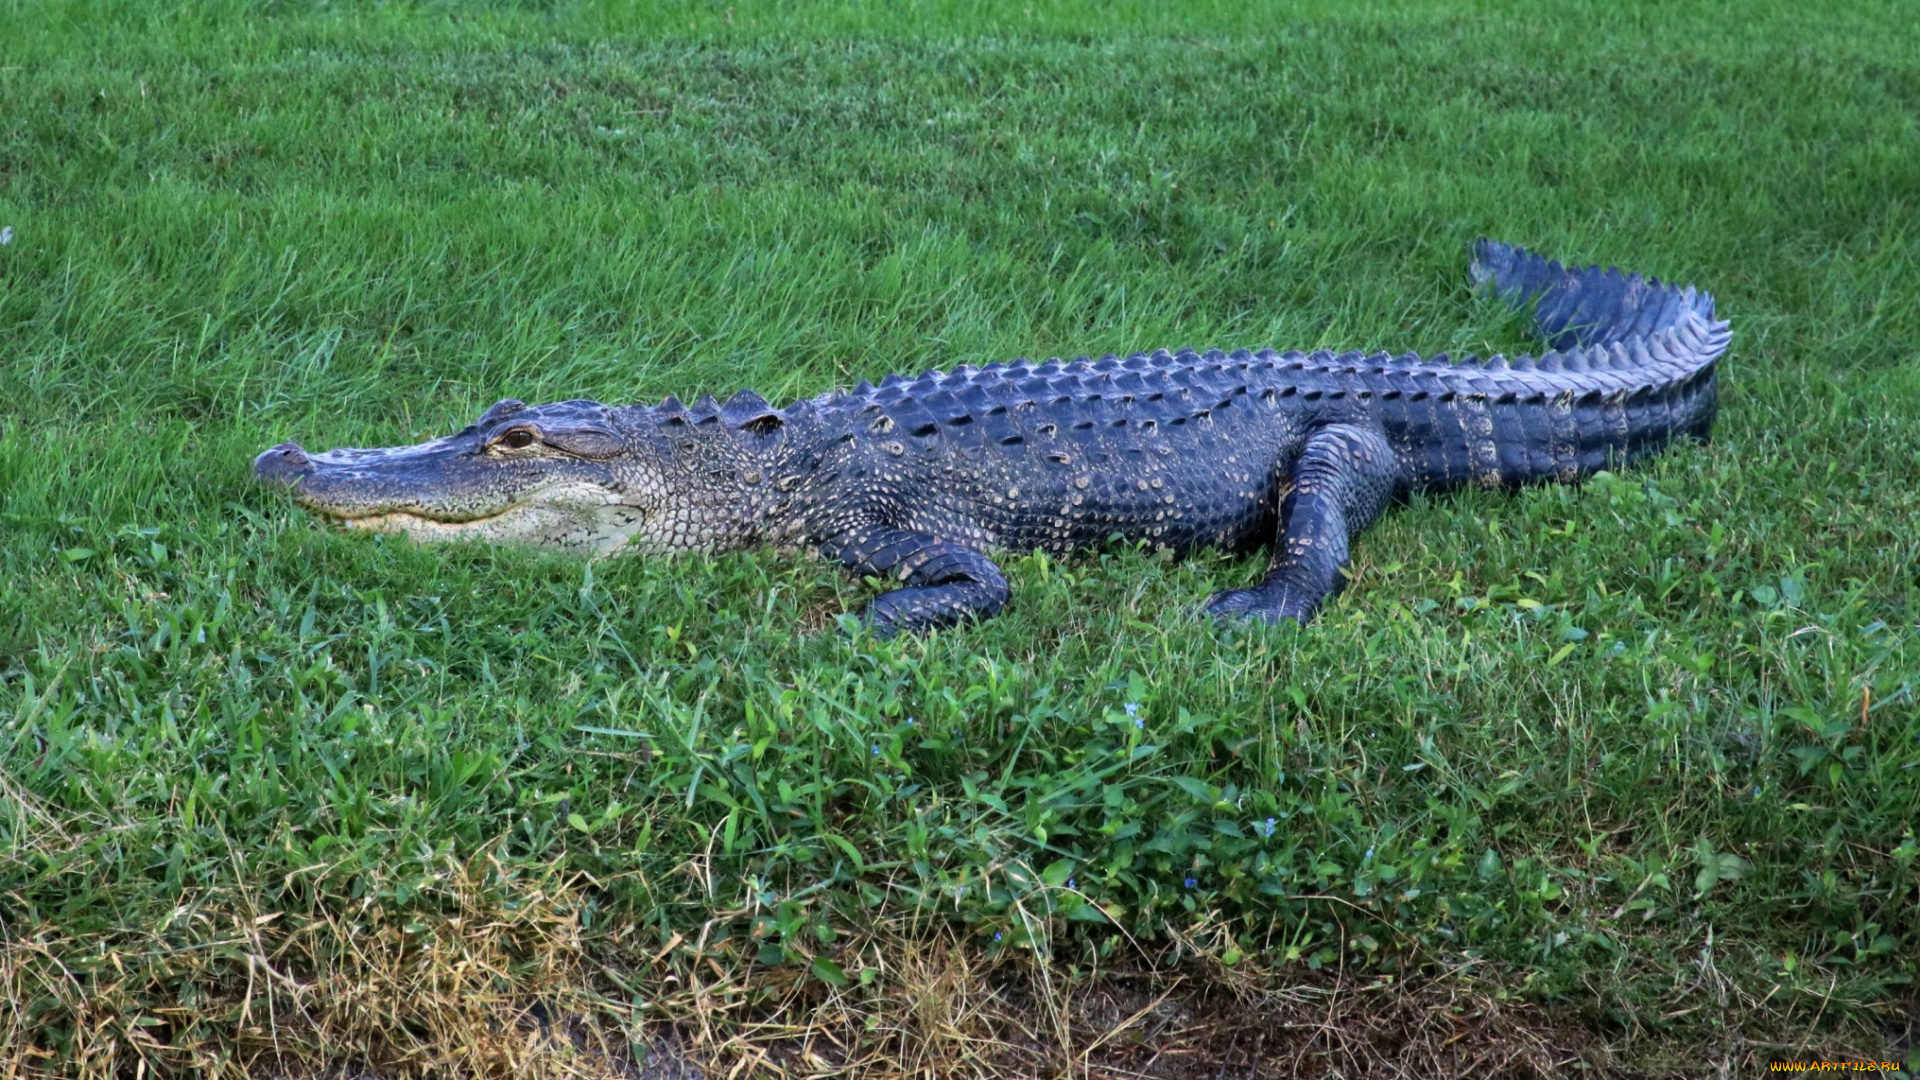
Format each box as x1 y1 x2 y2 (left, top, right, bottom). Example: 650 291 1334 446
254 241 1731 635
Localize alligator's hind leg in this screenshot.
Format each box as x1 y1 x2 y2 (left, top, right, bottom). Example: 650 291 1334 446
1205 423 1401 626
824 527 1010 636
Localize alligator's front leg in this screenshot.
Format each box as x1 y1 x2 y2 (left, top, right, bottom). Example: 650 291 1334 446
1205 423 1401 626
823 527 1010 636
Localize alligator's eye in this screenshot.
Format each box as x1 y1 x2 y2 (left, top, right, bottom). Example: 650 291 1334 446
497 428 538 450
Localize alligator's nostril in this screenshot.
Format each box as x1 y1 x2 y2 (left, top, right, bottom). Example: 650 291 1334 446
253 442 313 486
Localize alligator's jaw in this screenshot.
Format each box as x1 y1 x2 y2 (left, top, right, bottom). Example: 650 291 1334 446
333 505 533 538
320 491 648 557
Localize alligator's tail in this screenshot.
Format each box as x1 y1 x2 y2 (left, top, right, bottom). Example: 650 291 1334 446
1373 241 1731 492
1469 239 1724 353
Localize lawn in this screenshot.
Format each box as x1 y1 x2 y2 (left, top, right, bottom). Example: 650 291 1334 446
2 0 1918 1075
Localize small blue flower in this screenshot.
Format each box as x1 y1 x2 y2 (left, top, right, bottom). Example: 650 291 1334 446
1124 701 1140 718
906 716 916 725
1067 877 1076 889
871 744 881 756
1257 817 1277 838
1184 876 1197 889
993 931 1003 941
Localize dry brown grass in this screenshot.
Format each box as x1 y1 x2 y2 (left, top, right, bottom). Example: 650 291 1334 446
1 850 1896 1079
0 853 601 1078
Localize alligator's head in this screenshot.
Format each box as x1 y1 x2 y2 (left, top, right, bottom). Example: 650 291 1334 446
254 393 785 556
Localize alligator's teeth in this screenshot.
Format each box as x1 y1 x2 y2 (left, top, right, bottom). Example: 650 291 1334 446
336 508 511 531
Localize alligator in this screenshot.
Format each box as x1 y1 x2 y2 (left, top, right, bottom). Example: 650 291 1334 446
254 241 1729 635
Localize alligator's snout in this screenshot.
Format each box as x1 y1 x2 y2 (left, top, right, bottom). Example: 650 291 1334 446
248 400 656 552
253 442 313 487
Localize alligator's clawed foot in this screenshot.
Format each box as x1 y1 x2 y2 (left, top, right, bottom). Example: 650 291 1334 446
837 532 1009 638
1203 586 1318 627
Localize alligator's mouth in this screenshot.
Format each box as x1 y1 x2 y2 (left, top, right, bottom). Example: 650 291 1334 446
312 498 618 553
305 492 600 548
329 504 525 532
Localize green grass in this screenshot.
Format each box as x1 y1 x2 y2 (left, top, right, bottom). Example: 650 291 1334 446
3 0 1918 1074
